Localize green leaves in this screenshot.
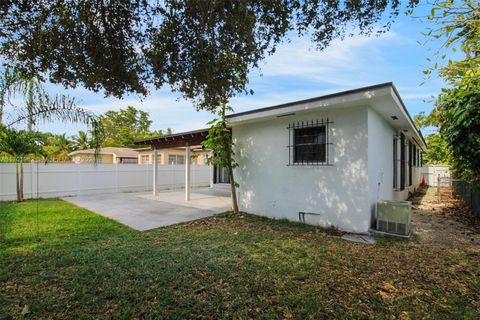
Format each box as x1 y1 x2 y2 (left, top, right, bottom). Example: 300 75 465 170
1 0 417 111
421 0 480 185
422 0 480 86
0 127 44 160
98 106 171 147
435 85 480 184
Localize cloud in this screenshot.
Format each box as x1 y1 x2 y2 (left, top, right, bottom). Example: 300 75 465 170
253 31 399 85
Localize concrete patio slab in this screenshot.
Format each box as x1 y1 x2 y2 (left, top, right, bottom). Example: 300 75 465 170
62 188 231 231
137 189 231 211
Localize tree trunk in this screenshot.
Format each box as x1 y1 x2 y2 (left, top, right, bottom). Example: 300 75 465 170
15 162 19 201
227 162 239 213
220 105 239 213
0 106 3 125
27 79 34 131
19 161 24 202
0 91 4 125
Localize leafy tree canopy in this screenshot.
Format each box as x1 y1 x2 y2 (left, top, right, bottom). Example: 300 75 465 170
422 0 480 184
0 0 417 110
99 106 172 147
423 0 480 87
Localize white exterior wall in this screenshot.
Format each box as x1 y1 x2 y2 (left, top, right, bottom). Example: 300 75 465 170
0 163 211 201
233 106 371 233
367 108 395 225
367 108 424 209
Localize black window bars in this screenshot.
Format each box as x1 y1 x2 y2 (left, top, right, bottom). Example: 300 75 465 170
287 119 334 166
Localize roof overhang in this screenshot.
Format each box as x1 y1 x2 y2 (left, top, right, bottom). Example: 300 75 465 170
226 82 427 150
133 128 209 149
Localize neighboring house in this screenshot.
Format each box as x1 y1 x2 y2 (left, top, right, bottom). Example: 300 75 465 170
136 83 426 233
136 147 210 165
68 147 139 164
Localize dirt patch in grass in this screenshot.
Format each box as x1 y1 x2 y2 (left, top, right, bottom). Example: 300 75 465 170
411 187 480 248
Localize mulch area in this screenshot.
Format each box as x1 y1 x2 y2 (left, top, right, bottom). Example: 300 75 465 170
411 187 480 248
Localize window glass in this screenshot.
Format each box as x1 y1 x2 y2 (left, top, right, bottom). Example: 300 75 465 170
294 126 326 163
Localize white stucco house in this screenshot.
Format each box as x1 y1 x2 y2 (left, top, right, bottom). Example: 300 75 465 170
227 82 426 233
135 82 426 233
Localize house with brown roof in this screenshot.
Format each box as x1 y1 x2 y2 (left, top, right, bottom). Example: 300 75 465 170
68 147 140 164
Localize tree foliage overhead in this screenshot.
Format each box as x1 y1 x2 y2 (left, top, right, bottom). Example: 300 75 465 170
436 85 480 183
422 0 480 184
0 0 416 110
423 0 480 86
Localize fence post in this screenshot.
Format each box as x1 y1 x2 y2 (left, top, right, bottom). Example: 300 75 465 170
437 174 440 203
30 160 34 199
115 163 119 193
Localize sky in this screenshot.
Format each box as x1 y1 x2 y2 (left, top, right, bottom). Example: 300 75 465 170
32 3 444 136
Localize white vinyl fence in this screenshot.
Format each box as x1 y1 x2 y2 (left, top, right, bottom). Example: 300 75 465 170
420 165 451 187
0 163 211 201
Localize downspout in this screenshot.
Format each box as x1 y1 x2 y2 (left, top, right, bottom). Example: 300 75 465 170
374 171 384 228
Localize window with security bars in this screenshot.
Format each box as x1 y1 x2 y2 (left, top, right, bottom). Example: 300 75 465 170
393 136 398 189
394 133 415 191
287 119 333 166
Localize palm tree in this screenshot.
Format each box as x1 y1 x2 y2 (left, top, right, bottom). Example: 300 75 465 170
12 76 45 131
71 130 91 151
0 127 44 201
0 67 17 125
0 68 103 151
42 134 74 161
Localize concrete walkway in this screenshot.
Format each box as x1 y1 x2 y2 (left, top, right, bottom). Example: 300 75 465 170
63 188 231 231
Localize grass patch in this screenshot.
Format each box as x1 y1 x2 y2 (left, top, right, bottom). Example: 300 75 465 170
1 199 479 319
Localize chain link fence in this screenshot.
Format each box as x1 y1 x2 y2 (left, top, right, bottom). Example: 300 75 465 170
437 176 480 217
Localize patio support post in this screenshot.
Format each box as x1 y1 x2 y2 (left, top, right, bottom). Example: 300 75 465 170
153 146 158 196
209 151 214 188
185 142 191 201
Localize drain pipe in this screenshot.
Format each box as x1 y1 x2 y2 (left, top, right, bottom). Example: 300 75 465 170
374 172 384 227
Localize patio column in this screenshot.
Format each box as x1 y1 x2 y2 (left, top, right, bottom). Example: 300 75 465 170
185 142 191 201
153 146 158 196
209 151 214 188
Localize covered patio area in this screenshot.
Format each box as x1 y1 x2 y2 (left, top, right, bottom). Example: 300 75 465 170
134 129 219 201
63 187 231 231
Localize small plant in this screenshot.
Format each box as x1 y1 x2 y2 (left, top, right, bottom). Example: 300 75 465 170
0 127 44 201
202 103 239 213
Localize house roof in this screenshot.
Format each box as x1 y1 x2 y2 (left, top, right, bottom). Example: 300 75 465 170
226 82 427 150
133 83 426 151
68 147 140 158
133 129 209 149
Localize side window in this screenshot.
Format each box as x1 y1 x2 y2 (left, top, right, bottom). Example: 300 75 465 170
393 135 398 189
294 126 326 164
287 119 333 166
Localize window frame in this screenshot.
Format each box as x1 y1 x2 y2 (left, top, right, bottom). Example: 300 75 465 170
393 135 398 190
400 133 406 190
293 125 327 164
168 154 185 165
287 119 333 166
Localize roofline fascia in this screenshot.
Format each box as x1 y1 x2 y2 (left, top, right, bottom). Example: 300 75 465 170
225 82 393 119
133 128 209 145
389 84 427 150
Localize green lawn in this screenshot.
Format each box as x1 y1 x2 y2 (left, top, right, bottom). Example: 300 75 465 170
0 200 479 319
